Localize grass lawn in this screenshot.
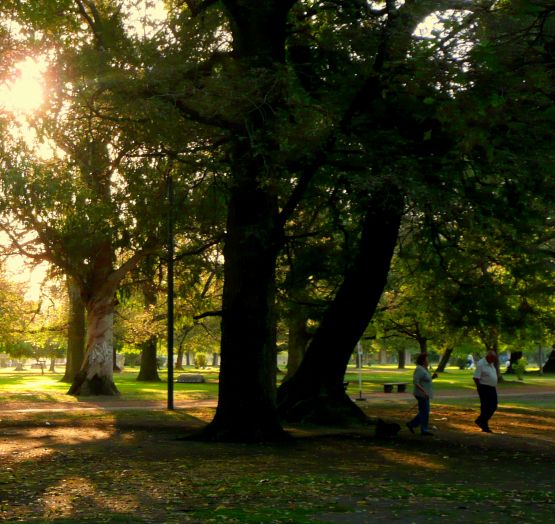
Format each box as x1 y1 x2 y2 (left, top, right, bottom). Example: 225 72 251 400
0 366 220 404
2 363 554 405
345 364 555 398
1 364 555 522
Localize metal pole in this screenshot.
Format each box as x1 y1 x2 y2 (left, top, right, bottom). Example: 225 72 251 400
167 174 174 410
356 342 364 401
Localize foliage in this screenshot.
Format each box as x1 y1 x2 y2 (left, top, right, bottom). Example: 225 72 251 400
194 351 207 369
0 266 31 347
514 357 528 381
5 340 34 362
1 0 554 429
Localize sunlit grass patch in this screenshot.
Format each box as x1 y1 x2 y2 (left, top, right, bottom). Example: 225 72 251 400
0 367 220 404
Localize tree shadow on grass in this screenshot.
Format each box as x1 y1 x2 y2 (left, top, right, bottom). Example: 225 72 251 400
1 405 555 523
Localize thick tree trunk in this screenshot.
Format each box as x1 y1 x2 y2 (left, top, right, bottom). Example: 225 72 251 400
61 277 86 383
199 0 293 442
68 294 119 396
284 311 311 381
277 189 403 424
202 179 286 441
176 346 184 370
137 336 161 381
137 282 161 381
49 357 56 373
397 349 406 369
113 346 121 372
435 347 454 373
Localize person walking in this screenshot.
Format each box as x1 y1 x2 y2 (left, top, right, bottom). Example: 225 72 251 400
473 350 498 433
406 352 436 436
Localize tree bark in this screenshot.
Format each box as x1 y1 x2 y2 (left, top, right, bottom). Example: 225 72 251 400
277 189 403 424
202 176 286 441
284 311 311 381
61 277 86 383
435 347 454 373
176 346 184 370
137 336 161 381
199 0 293 442
68 293 119 396
397 349 406 369
137 281 161 381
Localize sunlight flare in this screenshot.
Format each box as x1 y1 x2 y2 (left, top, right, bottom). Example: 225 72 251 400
0 57 47 116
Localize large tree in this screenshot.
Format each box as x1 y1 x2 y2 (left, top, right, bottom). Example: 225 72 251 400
0 1 170 394
2 1 553 440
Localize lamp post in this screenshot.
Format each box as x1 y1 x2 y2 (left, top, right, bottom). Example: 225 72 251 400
166 174 174 410
356 341 364 401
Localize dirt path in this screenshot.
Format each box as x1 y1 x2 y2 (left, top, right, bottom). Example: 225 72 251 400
2 384 554 412
0 398 217 412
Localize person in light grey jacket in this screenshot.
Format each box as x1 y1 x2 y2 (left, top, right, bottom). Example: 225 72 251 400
406 352 437 436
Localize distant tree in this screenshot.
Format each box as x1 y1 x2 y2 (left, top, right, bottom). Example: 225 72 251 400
7 340 34 370
0 265 29 347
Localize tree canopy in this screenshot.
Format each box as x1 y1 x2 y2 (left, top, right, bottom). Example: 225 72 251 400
0 0 553 440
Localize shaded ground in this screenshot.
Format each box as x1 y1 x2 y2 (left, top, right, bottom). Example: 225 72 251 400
1 387 554 523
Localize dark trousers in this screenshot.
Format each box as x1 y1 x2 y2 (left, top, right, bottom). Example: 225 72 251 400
409 396 430 433
477 384 497 428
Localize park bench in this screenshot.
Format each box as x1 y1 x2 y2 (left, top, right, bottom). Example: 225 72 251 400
383 382 408 393
176 374 205 383
31 360 47 375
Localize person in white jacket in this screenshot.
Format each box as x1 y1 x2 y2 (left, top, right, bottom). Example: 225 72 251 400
473 351 499 433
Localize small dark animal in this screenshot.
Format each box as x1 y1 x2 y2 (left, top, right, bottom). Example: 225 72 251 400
375 418 401 438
